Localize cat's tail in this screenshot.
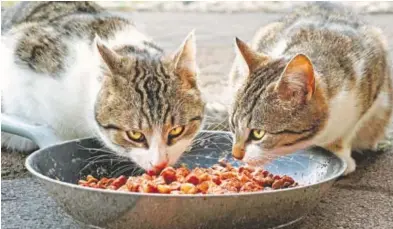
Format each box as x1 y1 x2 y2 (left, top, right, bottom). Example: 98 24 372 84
203 102 230 131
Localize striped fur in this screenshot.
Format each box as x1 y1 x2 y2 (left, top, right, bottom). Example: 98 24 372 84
1 2 205 171
229 2 393 175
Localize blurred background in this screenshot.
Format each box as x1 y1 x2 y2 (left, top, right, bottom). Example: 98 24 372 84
2 1 393 13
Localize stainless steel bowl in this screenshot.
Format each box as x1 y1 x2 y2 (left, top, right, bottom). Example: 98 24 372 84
2 114 346 229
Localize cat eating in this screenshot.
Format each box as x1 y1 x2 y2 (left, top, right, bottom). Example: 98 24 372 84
228 2 392 175
1 2 205 172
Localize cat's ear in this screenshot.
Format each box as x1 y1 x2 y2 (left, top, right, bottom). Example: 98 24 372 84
235 37 269 74
171 30 197 89
276 54 315 101
94 35 131 75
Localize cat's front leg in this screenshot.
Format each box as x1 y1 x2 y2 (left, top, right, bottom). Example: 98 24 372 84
323 139 356 176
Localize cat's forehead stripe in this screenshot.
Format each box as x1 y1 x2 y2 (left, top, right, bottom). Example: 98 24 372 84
131 59 140 84
132 60 174 128
134 64 152 128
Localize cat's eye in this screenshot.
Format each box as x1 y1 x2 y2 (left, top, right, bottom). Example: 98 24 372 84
127 131 145 142
169 126 185 138
251 129 265 140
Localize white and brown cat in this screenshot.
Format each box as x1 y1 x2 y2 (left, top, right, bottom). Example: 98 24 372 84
1 2 205 173
229 2 393 175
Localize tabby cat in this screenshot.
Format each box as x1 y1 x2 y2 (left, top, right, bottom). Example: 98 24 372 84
1 2 205 172
229 2 392 175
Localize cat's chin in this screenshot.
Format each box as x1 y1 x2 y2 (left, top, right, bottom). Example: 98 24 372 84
243 139 314 166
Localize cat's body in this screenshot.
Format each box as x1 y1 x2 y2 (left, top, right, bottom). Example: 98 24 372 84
229 2 392 175
1 2 154 150
1 2 205 172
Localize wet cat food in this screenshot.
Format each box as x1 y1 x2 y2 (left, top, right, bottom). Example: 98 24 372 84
78 160 298 194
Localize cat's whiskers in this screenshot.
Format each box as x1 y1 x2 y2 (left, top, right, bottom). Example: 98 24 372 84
84 154 130 165
85 154 115 162
129 167 145 176
262 150 327 165
181 154 220 159
76 145 133 166
77 144 115 155
203 114 230 130
110 164 135 177
244 151 326 170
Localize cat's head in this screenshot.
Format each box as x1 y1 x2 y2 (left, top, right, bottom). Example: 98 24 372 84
93 32 205 172
229 38 328 164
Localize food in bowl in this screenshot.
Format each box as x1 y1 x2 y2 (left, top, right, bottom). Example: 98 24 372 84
78 160 298 194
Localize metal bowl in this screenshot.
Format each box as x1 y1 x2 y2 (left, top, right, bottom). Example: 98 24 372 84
2 115 346 229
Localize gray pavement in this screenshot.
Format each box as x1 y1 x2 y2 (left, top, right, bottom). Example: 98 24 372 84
2 12 393 229
1 179 83 229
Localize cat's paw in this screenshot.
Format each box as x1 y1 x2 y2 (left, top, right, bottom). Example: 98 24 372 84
342 156 356 176
375 139 392 152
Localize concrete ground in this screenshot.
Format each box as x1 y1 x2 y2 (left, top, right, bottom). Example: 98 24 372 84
2 12 393 229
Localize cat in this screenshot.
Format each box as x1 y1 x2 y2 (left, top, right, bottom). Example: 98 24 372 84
228 2 393 175
1 2 205 173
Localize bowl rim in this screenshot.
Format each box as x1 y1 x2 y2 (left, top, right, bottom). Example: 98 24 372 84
25 130 347 198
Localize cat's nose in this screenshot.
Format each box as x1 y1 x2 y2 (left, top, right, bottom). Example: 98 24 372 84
232 144 245 160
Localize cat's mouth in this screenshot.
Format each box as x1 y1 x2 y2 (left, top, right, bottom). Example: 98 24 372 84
146 161 169 176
